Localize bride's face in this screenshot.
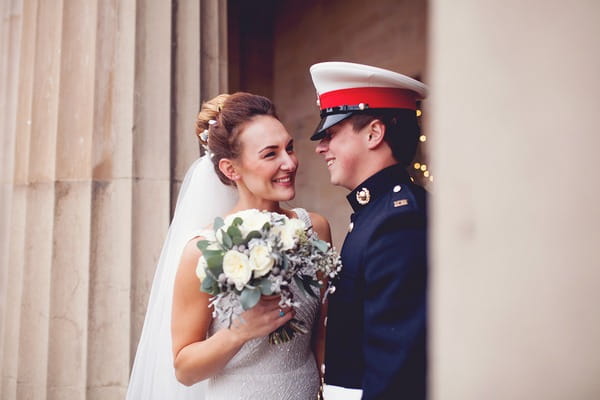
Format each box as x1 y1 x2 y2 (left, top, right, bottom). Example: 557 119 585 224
234 115 298 202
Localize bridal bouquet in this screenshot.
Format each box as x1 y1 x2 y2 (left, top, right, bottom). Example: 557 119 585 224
195 209 341 344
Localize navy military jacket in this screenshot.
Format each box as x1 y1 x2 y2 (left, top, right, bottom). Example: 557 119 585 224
324 163 428 400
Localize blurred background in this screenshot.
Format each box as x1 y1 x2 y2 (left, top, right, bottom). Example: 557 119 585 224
0 0 598 399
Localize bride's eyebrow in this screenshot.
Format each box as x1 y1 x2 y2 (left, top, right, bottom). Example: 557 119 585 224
258 144 278 154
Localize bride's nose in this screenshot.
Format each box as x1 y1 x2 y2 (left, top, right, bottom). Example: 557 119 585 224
280 152 297 172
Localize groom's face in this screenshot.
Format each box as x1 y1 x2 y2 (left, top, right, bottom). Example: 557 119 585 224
315 119 367 190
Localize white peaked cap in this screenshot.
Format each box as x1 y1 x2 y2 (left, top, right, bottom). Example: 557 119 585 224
309 61 427 140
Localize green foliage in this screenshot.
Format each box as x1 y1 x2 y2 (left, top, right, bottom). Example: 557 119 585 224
311 238 329 253
201 274 218 295
227 225 243 245
196 240 211 252
245 230 262 242
293 274 320 299
258 277 274 295
214 217 225 231
240 286 261 310
220 230 233 249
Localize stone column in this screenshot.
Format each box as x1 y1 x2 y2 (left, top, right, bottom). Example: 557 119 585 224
0 0 225 398
86 1 136 398
0 0 24 397
430 1 600 398
129 0 173 368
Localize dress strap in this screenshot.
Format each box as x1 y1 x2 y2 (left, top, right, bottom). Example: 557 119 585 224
293 208 313 232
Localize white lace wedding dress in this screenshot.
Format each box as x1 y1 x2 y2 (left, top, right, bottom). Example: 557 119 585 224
203 208 320 400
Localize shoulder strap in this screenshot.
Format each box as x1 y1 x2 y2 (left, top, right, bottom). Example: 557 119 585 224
293 208 313 232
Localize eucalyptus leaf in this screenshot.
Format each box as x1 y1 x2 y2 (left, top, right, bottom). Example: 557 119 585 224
201 274 216 294
293 275 309 298
221 231 233 249
232 217 243 227
207 264 223 279
206 253 224 269
311 238 329 253
196 240 211 252
227 225 242 241
301 274 320 299
240 286 261 310
214 217 224 231
246 230 262 241
202 249 223 260
258 278 274 295
280 255 289 271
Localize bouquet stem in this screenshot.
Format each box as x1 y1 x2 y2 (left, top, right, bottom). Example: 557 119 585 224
268 317 308 345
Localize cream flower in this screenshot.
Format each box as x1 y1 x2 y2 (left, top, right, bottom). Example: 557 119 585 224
222 250 252 290
195 256 208 281
272 218 306 250
224 209 270 236
249 244 275 278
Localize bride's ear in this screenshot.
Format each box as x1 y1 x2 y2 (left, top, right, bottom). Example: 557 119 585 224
218 158 240 181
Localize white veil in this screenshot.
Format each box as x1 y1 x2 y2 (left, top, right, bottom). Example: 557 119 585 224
126 155 237 399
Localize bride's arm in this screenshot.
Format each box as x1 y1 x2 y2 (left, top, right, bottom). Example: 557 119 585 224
309 212 332 379
171 238 294 386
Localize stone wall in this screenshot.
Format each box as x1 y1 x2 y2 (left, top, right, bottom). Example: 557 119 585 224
272 0 428 249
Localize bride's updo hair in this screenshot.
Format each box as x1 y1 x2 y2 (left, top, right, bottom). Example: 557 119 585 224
196 92 277 185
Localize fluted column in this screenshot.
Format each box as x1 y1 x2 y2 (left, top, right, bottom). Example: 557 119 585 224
430 0 600 398
0 0 25 397
0 0 227 399
86 0 136 398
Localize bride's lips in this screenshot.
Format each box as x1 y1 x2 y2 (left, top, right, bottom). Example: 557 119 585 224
272 174 294 186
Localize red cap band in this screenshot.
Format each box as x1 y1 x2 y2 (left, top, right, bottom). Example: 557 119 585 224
319 87 417 111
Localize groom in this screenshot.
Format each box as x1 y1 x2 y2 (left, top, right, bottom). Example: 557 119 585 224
310 62 428 400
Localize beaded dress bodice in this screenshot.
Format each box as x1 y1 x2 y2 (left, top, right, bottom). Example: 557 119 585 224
204 208 320 400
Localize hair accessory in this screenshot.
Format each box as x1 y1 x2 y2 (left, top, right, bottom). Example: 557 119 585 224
208 119 217 126
199 129 209 142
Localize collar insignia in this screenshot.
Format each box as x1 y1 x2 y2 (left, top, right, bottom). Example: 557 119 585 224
356 187 371 205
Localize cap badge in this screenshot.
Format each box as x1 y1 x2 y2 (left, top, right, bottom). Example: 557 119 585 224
356 187 371 205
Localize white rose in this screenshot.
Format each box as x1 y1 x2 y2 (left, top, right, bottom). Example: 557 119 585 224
222 250 252 290
224 209 270 236
249 244 275 278
195 255 208 281
272 218 306 250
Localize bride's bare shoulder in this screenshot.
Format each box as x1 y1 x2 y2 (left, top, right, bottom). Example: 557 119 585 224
181 226 214 260
307 211 331 243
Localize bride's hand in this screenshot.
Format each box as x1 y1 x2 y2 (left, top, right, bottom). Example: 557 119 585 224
229 295 294 342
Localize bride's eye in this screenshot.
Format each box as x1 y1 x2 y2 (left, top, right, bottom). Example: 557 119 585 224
263 151 276 158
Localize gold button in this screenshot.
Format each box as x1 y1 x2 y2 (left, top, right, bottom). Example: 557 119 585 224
393 185 401 193
356 187 371 205
348 222 354 232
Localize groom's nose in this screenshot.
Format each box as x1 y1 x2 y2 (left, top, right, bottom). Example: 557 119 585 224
315 140 328 155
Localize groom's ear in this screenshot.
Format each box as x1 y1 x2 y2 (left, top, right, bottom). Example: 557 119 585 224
366 119 386 150
218 158 240 181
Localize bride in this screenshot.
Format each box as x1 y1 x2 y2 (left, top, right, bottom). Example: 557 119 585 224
127 92 330 399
